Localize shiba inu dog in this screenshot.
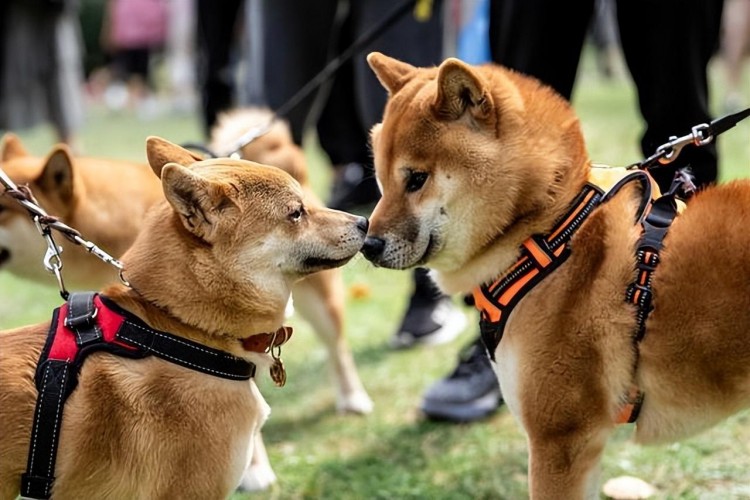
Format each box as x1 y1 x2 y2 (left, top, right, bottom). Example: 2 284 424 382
0 137 368 499
1 124 374 489
361 52 750 498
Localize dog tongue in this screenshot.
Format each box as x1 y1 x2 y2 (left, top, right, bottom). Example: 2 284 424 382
241 326 293 352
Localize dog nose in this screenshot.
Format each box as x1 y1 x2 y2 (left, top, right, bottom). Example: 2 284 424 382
361 236 385 260
355 216 369 234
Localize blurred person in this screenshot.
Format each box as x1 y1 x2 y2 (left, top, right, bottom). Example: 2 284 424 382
421 0 724 423
195 0 243 136
721 0 750 112
165 0 198 114
0 0 85 150
101 0 168 117
247 0 469 355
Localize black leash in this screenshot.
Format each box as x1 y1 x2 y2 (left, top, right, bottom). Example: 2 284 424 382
183 0 421 158
634 107 750 171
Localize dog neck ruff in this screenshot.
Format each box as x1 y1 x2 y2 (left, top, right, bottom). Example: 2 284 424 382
20 292 281 499
472 171 680 425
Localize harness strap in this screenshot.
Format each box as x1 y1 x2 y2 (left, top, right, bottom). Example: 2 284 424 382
616 173 681 424
473 184 604 359
21 292 258 499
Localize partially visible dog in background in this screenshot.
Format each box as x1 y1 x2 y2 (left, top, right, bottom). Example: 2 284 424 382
0 133 161 289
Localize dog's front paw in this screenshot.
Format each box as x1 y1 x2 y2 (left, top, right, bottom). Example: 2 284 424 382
337 390 374 415
237 463 278 492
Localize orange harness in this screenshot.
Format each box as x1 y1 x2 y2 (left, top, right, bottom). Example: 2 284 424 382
472 172 680 425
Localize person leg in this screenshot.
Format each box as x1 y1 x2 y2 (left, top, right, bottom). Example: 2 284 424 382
616 0 723 191
488 0 595 99
259 0 339 144
196 0 242 137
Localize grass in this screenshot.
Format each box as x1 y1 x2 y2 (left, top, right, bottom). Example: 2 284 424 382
1 46 749 498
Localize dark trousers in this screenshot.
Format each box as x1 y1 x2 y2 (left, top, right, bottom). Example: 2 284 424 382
196 0 243 137
489 0 724 191
258 0 443 166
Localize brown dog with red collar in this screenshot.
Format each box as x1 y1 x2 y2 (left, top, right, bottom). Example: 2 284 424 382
0 137 367 499
361 53 750 498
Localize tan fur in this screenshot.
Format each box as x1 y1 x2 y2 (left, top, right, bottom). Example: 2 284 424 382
364 53 750 498
0 137 368 499
210 108 373 415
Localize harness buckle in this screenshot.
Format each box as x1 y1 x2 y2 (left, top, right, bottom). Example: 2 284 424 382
64 306 98 329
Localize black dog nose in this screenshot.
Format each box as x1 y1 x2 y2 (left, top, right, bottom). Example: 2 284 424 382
355 216 369 234
361 236 386 260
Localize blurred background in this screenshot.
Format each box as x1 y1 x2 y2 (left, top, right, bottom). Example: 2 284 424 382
1 0 749 498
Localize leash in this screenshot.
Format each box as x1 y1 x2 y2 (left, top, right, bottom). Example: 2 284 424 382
632 106 750 172
0 168 128 300
187 0 427 158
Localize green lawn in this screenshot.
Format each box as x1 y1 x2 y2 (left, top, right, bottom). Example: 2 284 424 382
1 47 749 499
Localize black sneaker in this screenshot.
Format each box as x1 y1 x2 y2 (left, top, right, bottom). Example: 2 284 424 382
389 268 467 349
328 162 381 212
421 338 503 422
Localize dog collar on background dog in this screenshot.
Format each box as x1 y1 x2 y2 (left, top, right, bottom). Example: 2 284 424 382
21 292 291 499
472 183 604 360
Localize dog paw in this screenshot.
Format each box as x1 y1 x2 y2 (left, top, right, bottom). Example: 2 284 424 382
237 463 278 492
337 391 374 415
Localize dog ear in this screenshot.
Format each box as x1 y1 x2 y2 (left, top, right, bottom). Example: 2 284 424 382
1 133 29 161
367 52 416 94
146 136 204 178
433 58 492 121
36 145 75 208
160 163 236 241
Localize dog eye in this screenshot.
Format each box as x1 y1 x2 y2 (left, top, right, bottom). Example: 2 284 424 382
406 171 429 193
288 206 305 222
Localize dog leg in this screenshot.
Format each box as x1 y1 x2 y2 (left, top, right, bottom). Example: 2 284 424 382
237 432 277 492
527 429 609 500
292 271 374 414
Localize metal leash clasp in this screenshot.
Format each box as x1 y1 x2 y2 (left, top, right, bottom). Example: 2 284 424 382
655 123 713 165
34 216 68 299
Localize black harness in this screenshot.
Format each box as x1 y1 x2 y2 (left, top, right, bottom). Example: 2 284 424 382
21 292 255 499
473 171 683 424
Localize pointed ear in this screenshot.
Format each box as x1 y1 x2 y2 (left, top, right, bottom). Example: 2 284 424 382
146 136 204 178
160 163 237 241
367 52 417 95
433 58 492 121
36 145 75 207
1 133 29 161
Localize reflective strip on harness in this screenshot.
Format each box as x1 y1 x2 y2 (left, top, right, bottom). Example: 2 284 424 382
472 184 604 360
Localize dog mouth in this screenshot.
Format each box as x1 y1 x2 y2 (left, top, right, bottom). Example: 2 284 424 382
416 234 437 266
302 255 355 273
0 248 9 267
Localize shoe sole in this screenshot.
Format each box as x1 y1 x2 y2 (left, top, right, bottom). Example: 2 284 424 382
421 389 503 423
389 307 468 350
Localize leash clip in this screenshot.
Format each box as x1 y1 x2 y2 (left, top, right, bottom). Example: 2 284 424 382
34 216 69 300
655 122 712 165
